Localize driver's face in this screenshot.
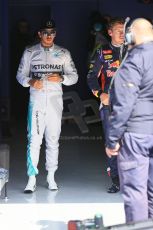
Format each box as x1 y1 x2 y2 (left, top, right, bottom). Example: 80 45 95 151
108 23 124 45
38 29 56 47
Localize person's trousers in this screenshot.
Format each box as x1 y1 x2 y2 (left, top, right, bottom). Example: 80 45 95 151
118 132 153 223
100 105 118 179
26 91 63 176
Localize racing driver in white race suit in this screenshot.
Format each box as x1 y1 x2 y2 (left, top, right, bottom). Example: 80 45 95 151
16 19 78 193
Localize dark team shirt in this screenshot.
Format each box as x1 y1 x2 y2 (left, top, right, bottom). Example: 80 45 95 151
87 43 127 97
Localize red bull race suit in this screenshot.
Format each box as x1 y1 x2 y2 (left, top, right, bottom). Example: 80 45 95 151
87 42 127 192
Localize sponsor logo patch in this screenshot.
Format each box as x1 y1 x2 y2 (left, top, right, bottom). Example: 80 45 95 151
106 70 116 77
32 64 63 70
108 60 120 68
102 50 112 54
104 55 113 60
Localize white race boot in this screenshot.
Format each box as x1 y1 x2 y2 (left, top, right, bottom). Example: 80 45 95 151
47 172 58 191
24 176 36 193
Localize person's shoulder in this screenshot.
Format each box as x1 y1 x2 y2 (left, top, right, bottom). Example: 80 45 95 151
99 42 112 51
131 42 153 63
138 41 153 51
97 43 112 54
25 43 40 53
126 45 144 68
54 44 69 54
128 45 143 59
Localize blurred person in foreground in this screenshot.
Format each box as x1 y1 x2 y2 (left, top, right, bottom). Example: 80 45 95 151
16 19 78 193
106 18 153 223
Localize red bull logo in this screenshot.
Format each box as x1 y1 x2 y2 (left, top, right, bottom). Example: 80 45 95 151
109 60 120 69
106 70 115 77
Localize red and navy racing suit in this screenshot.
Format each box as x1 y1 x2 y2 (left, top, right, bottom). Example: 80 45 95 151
87 43 127 185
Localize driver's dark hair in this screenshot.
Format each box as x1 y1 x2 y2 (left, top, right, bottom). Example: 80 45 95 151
107 17 125 30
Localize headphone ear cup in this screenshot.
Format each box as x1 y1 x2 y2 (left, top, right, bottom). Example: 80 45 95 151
125 31 135 45
125 19 136 45
125 32 132 44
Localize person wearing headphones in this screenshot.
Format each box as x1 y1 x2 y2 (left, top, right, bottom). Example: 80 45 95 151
106 18 153 223
87 17 127 193
16 19 78 193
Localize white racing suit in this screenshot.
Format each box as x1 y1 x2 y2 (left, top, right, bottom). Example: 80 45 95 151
16 43 78 176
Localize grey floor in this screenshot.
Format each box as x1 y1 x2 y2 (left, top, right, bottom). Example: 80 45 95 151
0 119 125 230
